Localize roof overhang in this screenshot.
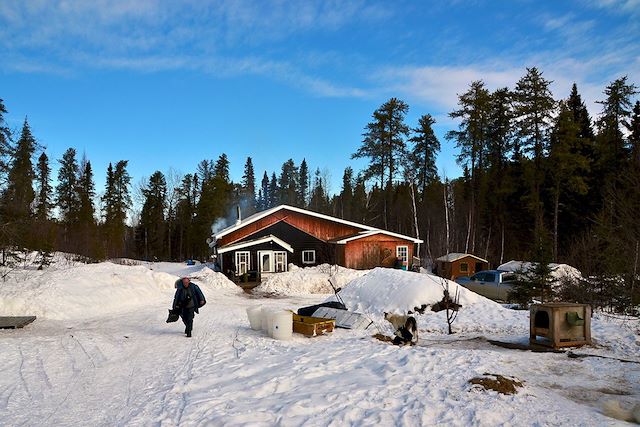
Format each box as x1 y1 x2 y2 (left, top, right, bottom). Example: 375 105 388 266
212 205 376 241
216 235 294 254
333 230 423 244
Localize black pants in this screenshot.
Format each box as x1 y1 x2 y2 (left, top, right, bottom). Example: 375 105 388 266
180 307 195 334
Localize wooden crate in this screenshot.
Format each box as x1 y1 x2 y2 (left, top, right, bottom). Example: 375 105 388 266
292 314 335 337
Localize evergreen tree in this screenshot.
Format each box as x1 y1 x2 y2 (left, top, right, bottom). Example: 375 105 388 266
175 173 197 259
268 172 278 208
241 157 256 214
596 76 638 163
298 158 309 208
629 101 640 169
446 80 491 253
77 158 96 226
35 152 53 221
278 159 299 206
102 161 131 257
55 148 80 224
353 98 410 188
259 171 269 211
139 171 167 260
338 167 354 219
0 99 12 185
548 100 589 260
1 119 36 223
513 67 555 240
409 114 440 196
309 168 329 213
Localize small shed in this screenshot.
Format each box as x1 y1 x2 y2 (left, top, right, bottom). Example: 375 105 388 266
434 253 489 280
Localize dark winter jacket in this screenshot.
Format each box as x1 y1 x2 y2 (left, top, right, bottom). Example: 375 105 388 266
173 282 206 314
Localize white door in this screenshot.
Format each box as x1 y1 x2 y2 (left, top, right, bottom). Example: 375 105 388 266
258 251 273 273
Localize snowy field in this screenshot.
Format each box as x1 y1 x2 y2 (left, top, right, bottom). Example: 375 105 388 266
1 259 639 426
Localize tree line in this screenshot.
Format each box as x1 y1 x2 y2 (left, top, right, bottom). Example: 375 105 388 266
0 66 638 309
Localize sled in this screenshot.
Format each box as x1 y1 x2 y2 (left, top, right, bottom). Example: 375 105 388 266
312 307 373 330
0 316 36 329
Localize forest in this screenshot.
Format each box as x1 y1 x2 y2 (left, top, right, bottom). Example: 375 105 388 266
0 67 638 310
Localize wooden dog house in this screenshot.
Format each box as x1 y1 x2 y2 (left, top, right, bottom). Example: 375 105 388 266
530 303 591 348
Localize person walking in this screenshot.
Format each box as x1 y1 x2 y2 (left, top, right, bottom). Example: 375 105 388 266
172 277 206 337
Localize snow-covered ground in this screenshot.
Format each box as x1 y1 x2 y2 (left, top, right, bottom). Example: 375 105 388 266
253 264 368 295
1 261 638 426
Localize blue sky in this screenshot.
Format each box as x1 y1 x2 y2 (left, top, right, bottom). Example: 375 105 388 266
1 0 638 200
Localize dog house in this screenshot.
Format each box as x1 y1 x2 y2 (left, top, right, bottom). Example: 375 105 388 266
530 303 591 348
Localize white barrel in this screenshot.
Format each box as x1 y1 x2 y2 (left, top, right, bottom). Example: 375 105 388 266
271 310 293 340
266 309 278 337
261 307 271 332
246 306 262 331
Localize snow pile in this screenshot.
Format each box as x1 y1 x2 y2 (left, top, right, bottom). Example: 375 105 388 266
498 260 582 282
0 262 239 321
253 264 368 295
327 268 525 335
330 268 495 314
187 267 241 291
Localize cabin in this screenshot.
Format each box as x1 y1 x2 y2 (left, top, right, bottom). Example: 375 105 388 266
209 205 422 280
434 253 489 280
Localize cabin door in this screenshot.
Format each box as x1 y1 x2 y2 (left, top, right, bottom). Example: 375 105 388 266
257 250 288 274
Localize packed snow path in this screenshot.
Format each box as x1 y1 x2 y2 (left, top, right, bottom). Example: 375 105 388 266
0 262 638 426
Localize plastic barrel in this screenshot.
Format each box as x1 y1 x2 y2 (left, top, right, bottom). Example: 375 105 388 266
246 306 262 331
271 311 293 340
261 307 271 332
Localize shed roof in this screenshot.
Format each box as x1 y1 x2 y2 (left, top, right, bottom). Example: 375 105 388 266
435 253 488 263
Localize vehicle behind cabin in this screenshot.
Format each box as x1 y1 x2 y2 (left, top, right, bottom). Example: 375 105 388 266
455 270 516 301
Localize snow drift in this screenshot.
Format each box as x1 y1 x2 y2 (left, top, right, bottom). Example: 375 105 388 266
0 262 239 320
253 264 368 295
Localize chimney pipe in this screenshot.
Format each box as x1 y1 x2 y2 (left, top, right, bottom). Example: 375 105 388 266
236 205 241 225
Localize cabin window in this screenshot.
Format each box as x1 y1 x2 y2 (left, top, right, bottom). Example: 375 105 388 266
396 246 408 263
302 250 316 264
460 262 469 273
235 251 250 275
274 251 287 272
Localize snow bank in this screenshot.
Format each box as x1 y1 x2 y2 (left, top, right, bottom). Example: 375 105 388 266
327 268 524 335
253 264 368 295
330 268 496 314
0 262 240 320
498 260 582 282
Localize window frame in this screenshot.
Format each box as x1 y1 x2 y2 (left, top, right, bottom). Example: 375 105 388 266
302 250 316 265
460 262 469 273
396 245 409 262
235 251 250 275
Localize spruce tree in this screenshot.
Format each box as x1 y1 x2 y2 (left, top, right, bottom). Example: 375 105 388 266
298 158 309 208
513 67 556 241
102 161 131 257
56 148 80 224
2 119 36 223
77 158 96 226
268 172 278 208
339 167 354 219
0 99 12 184
629 101 640 169
278 159 299 206
241 157 256 214
410 114 440 196
35 152 53 221
259 171 269 211
139 171 167 260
